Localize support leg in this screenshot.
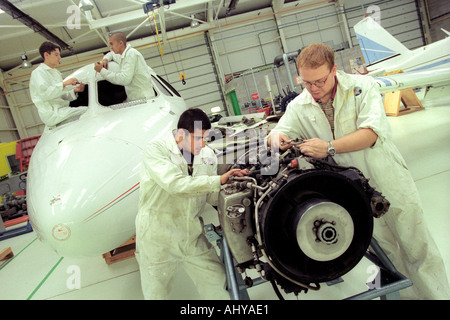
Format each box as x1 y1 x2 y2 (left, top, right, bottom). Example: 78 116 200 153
346 238 412 300
218 236 250 300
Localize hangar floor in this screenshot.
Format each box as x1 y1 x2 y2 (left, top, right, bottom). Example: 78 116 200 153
1 102 449 300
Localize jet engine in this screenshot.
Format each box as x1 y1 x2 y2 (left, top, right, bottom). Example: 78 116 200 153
217 145 390 295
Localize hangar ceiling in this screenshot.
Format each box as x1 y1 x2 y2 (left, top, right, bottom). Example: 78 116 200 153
0 0 428 143
0 0 301 71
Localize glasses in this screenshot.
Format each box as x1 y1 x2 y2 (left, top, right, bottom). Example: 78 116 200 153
302 70 332 88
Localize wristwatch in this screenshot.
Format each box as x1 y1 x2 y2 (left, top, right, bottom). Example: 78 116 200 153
327 141 336 156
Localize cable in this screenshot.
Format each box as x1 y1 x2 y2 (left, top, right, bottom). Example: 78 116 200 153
148 11 164 57
270 278 285 300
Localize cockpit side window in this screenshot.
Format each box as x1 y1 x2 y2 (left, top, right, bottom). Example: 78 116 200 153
68 81 128 108
97 80 127 106
69 84 89 108
156 75 181 97
151 75 173 97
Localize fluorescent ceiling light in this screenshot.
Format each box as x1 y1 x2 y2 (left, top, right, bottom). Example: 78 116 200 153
79 0 94 12
190 15 199 28
21 54 32 68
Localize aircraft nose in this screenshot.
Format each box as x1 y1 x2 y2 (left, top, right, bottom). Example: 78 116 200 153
27 135 142 257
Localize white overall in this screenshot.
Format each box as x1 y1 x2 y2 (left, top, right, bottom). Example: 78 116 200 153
270 71 449 299
135 132 228 300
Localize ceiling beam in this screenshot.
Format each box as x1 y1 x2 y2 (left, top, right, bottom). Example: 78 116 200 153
68 0 109 46
88 0 214 31
0 0 72 52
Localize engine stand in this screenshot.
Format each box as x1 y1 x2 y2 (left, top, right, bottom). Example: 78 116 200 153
345 238 412 300
204 224 250 300
204 224 412 300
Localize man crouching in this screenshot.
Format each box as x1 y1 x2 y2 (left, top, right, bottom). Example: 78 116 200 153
135 108 247 300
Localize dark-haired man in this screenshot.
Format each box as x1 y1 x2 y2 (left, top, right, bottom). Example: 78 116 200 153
135 108 247 300
94 32 154 101
29 41 87 127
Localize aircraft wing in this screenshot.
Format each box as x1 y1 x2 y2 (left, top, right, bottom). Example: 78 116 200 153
354 16 450 92
373 67 450 93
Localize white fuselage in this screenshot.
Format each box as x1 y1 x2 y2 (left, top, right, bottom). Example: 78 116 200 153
27 63 187 257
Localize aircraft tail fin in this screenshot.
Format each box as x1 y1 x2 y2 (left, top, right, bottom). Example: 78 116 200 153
354 16 410 65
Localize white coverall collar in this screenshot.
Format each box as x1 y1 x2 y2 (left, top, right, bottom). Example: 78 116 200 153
39 63 59 72
40 63 52 70
167 129 183 156
302 70 357 121
333 71 357 118
111 44 131 63
335 70 354 92
121 44 131 57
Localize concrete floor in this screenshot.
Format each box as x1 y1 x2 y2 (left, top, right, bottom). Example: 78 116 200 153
1 101 449 301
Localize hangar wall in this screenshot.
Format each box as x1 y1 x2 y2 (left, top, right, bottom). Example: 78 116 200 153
0 0 424 143
141 33 225 116
209 0 423 116
0 88 19 143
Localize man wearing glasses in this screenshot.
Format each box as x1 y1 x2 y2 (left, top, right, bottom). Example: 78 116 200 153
268 43 449 299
